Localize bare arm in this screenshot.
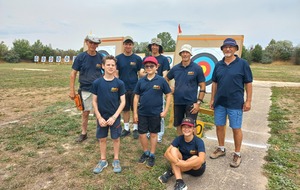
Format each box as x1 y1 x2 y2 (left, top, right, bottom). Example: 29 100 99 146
69 70 78 99
107 94 126 126
210 82 217 110
160 92 171 118
175 152 205 171
243 82 252 112
93 94 107 127
133 94 140 123
164 145 179 164
192 82 206 114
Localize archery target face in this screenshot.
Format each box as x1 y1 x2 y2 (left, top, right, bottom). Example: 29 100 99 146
162 54 174 68
191 48 223 92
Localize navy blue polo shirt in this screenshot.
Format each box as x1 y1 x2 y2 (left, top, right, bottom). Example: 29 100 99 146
212 55 253 109
134 74 171 116
171 135 206 161
90 77 125 120
167 62 205 105
72 51 103 91
142 55 170 76
116 53 142 91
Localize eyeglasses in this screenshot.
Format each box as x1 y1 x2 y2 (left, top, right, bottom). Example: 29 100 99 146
145 65 155 69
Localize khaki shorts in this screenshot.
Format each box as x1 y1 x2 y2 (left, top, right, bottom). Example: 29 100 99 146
81 91 93 111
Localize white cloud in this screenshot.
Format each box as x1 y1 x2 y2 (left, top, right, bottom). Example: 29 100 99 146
0 0 299 50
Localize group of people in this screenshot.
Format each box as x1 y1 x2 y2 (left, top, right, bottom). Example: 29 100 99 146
69 34 253 190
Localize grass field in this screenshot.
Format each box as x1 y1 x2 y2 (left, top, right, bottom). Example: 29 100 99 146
0 62 299 190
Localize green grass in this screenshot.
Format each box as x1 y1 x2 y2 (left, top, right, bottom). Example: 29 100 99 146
0 62 299 189
251 63 300 82
264 87 300 190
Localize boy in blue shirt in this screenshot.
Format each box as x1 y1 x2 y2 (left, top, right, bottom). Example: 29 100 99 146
133 56 172 168
116 36 143 139
91 55 126 173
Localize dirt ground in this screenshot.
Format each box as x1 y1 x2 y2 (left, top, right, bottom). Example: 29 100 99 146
0 87 69 126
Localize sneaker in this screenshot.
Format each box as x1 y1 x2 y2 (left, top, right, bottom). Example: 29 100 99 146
157 137 162 143
138 152 149 164
230 153 242 168
112 160 122 173
75 134 87 142
209 147 226 159
174 180 187 190
93 160 108 174
146 132 150 139
158 169 174 184
120 129 131 137
133 129 139 139
146 156 155 168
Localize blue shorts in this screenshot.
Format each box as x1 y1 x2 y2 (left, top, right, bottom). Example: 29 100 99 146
214 105 243 129
96 118 122 139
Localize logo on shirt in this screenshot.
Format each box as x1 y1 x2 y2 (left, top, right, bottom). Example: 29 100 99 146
190 150 198 155
130 62 136 66
187 71 194 75
153 85 161 90
111 87 119 92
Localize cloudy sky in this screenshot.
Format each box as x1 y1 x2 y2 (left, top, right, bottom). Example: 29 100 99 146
1 0 299 50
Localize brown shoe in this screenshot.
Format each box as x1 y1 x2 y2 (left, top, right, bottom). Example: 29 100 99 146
209 148 226 159
230 153 242 168
76 134 87 143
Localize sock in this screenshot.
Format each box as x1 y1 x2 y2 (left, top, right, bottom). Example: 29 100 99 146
133 124 138 130
144 150 150 156
124 123 129 131
149 153 155 158
176 179 184 183
218 146 225 151
234 152 241 156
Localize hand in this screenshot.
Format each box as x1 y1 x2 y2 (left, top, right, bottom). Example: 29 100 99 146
69 91 75 100
243 101 251 112
160 111 167 118
190 103 200 114
107 116 116 126
133 113 138 123
98 117 107 127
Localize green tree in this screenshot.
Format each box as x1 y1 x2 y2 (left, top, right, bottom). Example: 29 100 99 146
12 39 33 60
157 32 175 52
264 40 293 61
3 50 20 63
251 44 263 63
241 45 252 63
294 46 300 65
0 41 9 60
31 40 44 56
134 41 149 55
42 45 55 57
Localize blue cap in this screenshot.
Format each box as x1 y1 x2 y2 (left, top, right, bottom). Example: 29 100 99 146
221 38 239 50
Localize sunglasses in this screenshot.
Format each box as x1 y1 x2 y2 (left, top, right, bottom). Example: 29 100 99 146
144 65 155 69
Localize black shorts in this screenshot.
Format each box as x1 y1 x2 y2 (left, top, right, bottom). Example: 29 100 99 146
123 91 134 111
184 162 206 176
174 104 197 127
138 115 161 134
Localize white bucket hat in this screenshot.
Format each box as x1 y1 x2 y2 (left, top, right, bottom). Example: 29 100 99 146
179 44 192 56
85 34 101 44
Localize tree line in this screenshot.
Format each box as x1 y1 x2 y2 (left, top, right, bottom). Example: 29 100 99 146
0 32 299 65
